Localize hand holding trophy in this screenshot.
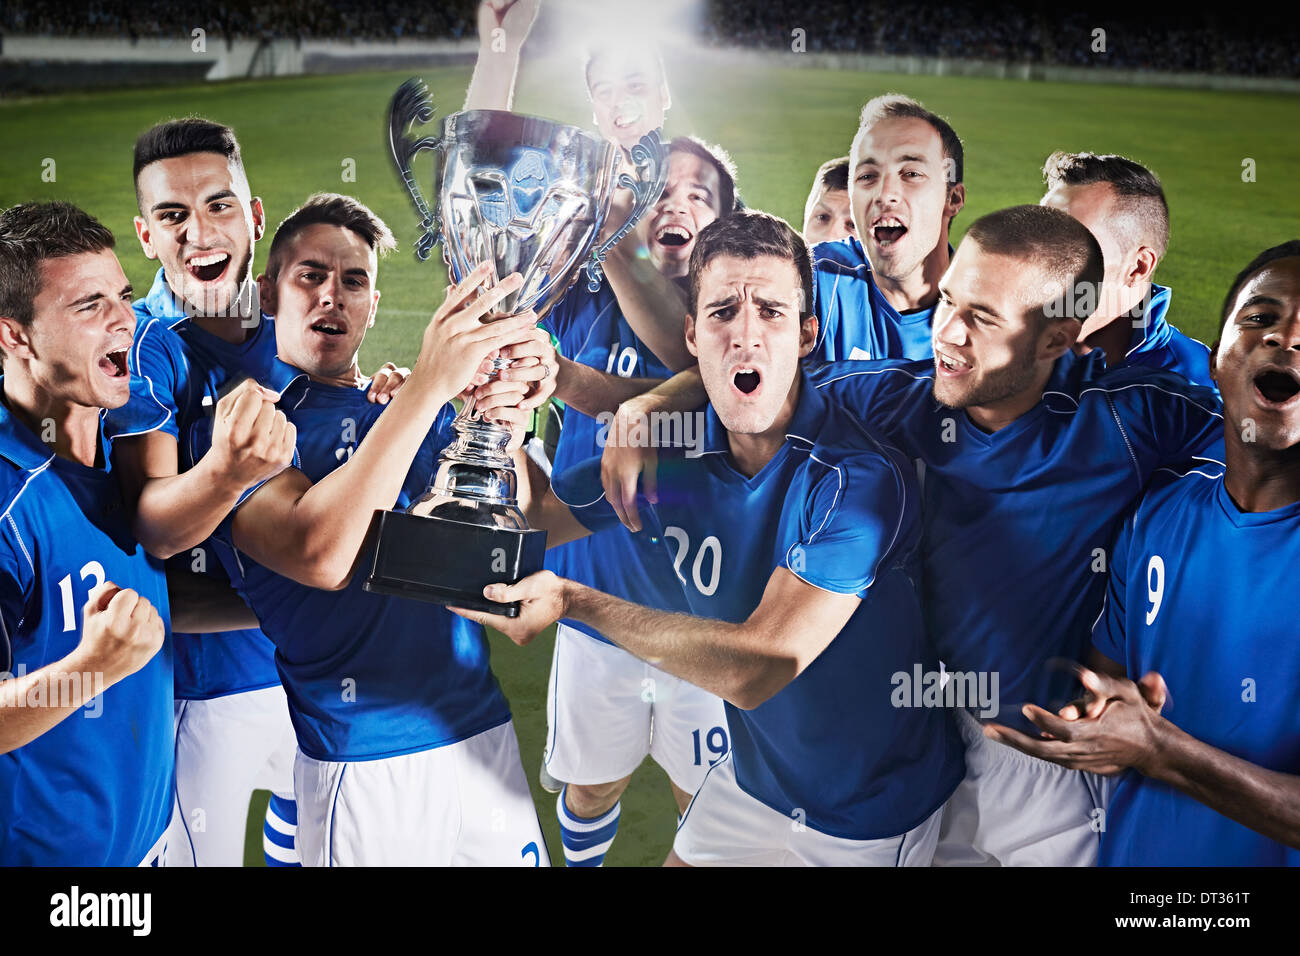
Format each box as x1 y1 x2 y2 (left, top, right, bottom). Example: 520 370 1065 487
364 79 668 616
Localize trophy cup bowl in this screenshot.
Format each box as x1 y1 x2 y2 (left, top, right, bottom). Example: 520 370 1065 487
364 79 668 616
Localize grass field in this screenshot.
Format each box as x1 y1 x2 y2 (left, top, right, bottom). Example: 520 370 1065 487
2 58 1297 866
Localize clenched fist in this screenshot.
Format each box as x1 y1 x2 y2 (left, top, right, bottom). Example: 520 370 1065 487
209 378 296 489
74 582 166 688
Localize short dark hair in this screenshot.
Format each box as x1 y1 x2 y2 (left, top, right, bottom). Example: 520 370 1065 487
669 136 739 216
1218 239 1300 336
0 202 116 327
265 193 397 280
964 205 1105 326
1042 151 1170 258
804 156 850 226
688 211 813 323
132 118 246 209
858 94 964 186
813 156 850 195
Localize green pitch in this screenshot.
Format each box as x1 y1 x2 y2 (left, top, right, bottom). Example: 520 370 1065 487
1 59 1296 867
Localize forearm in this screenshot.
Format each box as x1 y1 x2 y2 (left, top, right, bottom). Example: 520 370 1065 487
627 365 707 416
555 356 665 418
280 386 448 588
166 566 259 634
603 245 695 372
1144 719 1300 850
0 652 113 755
563 581 786 708
133 455 247 560
463 43 522 111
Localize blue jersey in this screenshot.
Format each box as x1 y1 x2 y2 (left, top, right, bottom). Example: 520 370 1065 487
541 280 689 646
1119 284 1215 390
193 373 512 762
1093 460 1300 866
554 375 964 839
809 237 937 363
809 351 1223 728
103 267 280 701
0 394 173 865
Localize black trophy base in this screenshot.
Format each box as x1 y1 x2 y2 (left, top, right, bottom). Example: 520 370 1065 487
364 509 547 617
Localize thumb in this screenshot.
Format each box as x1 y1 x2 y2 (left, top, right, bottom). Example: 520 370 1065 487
85 580 122 614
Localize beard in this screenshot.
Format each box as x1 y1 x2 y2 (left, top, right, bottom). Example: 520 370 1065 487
174 245 255 319
934 345 1041 411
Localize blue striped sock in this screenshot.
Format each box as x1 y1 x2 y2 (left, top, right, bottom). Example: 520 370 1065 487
263 792 302 868
557 787 620 868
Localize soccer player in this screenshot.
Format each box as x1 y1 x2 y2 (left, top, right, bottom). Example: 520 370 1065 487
984 241 1300 864
1040 150 1213 386
599 205 1224 865
464 1 668 157
539 137 738 867
109 118 405 867
801 156 855 246
0 202 170 865
189 194 554 865
809 94 966 362
462 211 965 866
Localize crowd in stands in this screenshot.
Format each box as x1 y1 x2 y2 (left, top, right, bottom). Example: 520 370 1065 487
3 0 1297 78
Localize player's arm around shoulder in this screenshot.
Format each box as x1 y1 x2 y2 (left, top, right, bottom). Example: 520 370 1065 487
1098 364 1225 469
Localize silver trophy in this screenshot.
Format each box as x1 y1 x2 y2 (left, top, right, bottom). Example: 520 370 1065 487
365 79 667 615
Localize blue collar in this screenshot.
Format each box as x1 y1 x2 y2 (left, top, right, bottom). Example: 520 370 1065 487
699 367 829 456
0 378 110 471
1126 284 1173 358
139 267 191 326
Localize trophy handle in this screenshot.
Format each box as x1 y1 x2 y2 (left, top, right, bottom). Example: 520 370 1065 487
584 129 670 292
388 79 443 262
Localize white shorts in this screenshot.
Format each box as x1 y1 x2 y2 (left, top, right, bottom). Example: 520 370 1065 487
932 708 1110 867
138 831 167 867
673 751 943 867
294 719 549 867
545 623 729 793
165 684 298 866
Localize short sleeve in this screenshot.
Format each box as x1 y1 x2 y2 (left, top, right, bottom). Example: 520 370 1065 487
1108 369 1223 469
804 360 930 453
103 318 186 440
540 283 585 357
550 453 623 534
1091 509 1134 666
781 446 915 598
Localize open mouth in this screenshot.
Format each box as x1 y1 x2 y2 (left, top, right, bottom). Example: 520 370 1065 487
732 367 761 395
872 215 908 248
936 350 971 377
98 347 129 379
612 110 643 132
310 317 347 338
1253 368 1300 405
186 251 231 283
655 224 692 249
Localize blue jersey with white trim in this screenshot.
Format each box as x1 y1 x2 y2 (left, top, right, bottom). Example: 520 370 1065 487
553 375 964 840
1118 284 1215 390
808 351 1223 728
194 374 511 762
103 267 279 700
809 237 936 363
1093 460 1300 866
0 395 173 865
542 280 691 646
